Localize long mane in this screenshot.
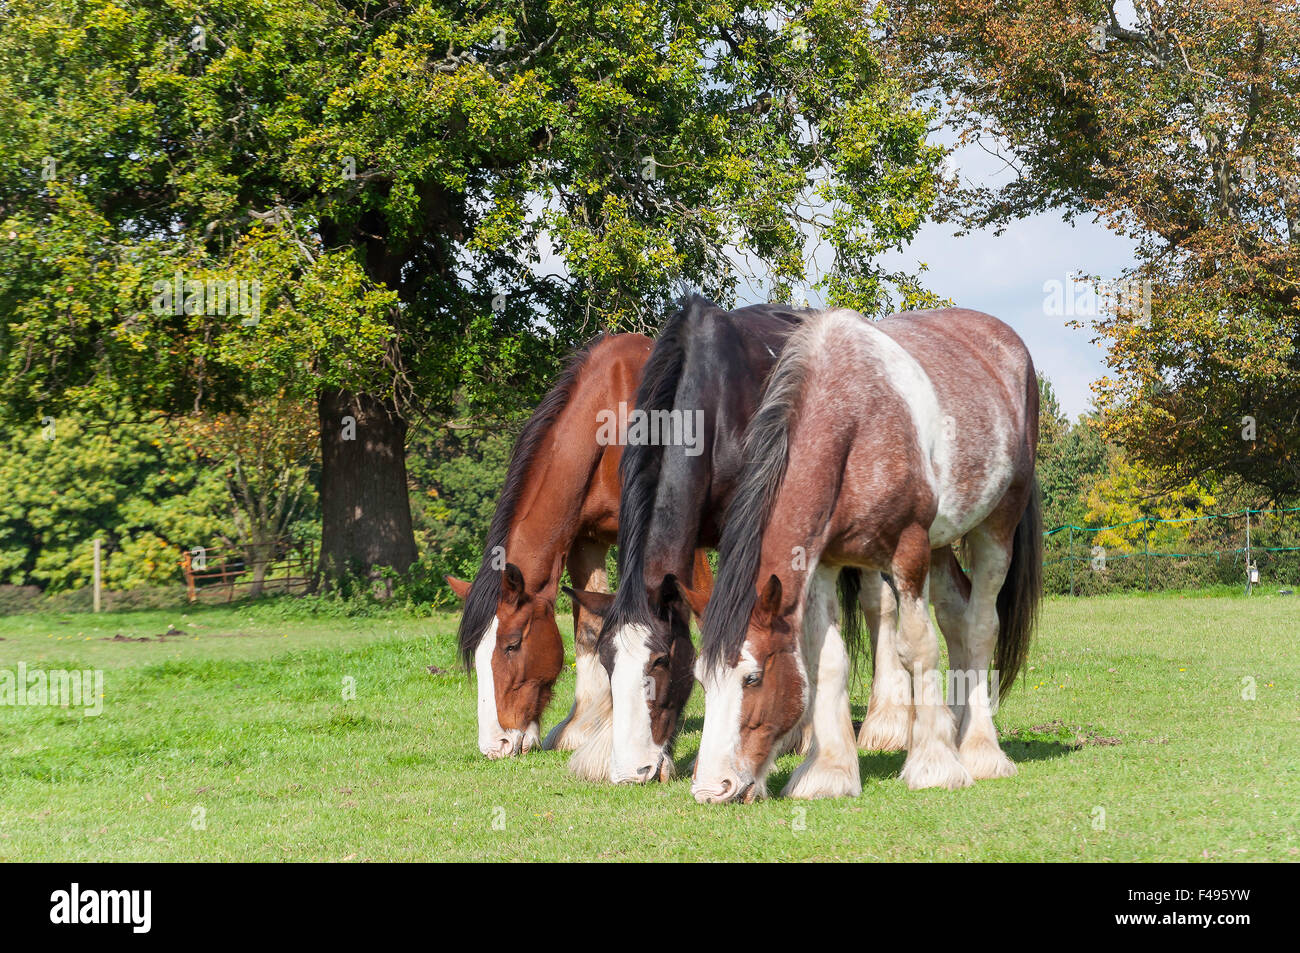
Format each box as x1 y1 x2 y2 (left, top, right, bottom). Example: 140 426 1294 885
597 296 716 647
699 310 869 674
699 320 813 674
457 334 607 668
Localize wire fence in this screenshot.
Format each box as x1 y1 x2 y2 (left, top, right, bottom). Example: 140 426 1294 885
1043 507 1300 595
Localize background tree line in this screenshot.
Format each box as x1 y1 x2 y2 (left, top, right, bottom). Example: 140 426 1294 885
8 372 1293 603
2 0 1296 605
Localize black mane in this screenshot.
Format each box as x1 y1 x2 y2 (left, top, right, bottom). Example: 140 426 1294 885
598 297 806 652
700 327 809 674
598 296 717 646
457 334 607 668
700 316 866 674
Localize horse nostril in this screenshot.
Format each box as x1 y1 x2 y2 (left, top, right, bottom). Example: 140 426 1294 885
637 764 654 779
717 778 733 797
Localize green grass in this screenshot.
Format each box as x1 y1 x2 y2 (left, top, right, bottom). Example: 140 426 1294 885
1 591 1296 861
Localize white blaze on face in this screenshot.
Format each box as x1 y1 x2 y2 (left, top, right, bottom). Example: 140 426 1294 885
474 619 508 756
608 624 660 782
691 645 755 801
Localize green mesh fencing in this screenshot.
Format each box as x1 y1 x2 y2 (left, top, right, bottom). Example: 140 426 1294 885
1042 507 1300 595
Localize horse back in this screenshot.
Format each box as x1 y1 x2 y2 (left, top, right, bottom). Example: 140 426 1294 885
873 308 1037 542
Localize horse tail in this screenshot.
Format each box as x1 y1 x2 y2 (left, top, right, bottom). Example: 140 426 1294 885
995 476 1042 699
836 567 867 676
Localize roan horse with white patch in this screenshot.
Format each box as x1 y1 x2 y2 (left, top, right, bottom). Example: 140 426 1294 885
447 332 651 759
694 307 1041 803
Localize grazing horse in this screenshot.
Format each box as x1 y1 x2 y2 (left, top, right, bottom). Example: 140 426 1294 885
448 332 652 758
566 297 850 784
693 307 1041 803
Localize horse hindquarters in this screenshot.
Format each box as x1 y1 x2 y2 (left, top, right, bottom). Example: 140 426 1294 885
934 482 1040 781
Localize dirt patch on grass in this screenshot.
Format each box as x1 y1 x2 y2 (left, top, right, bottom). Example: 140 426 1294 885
101 626 201 643
1003 719 1123 748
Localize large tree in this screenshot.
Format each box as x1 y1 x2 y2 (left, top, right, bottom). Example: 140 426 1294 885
889 0 1300 499
1 0 939 581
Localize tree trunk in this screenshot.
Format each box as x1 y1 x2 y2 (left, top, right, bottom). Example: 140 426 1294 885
318 388 418 586
246 541 270 598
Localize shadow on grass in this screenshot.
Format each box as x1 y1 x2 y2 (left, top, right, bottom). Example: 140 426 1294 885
670 713 1085 792
1000 739 1080 763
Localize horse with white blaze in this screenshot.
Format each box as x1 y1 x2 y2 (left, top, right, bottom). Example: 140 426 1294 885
447 333 651 759
694 307 1041 803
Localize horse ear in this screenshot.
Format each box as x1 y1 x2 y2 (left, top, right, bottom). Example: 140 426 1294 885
501 563 527 607
563 586 614 617
445 576 472 601
755 574 783 620
665 573 709 621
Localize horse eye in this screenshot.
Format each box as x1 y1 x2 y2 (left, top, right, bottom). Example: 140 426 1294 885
502 639 522 654
649 654 669 670
743 672 762 687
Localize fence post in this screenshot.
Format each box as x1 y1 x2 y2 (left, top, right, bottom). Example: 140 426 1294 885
1245 508 1253 595
92 539 102 613
1144 518 1150 593
1069 525 1076 596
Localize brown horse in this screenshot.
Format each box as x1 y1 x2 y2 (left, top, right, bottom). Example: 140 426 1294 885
448 332 651 758
694 307 1041 802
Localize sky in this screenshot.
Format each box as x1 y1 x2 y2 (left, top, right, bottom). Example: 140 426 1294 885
721 134 1143 421
534 129 1141 421
878 140 1141 421
875 0 1146 420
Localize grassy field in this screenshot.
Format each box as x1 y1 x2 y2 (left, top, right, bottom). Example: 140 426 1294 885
0 591 1295 861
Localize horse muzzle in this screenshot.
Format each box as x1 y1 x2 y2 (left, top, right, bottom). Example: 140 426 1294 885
691 773 758 804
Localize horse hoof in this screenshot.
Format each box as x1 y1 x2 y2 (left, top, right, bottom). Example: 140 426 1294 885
959 738 1018 780
900 743 973 790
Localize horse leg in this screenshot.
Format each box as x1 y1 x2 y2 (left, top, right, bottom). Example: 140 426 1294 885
544 539 612 755
857 571 911 751
894 526 971 790
930 547 973 742
782 565 862 799
953 526 1018 780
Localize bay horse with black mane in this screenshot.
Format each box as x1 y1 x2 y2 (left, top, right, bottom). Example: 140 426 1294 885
566 297 862 784
447 332 651 758
694 307 1041 803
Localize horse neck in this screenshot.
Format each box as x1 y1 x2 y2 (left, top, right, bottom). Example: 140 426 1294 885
756 410 854 612
506 362 632 592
